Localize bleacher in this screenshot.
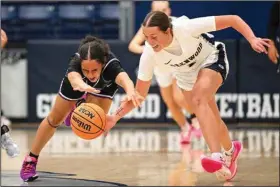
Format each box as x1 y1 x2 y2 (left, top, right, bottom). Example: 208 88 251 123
1 1 120 41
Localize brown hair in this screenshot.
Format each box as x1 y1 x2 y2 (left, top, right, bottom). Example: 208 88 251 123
142 11 172 32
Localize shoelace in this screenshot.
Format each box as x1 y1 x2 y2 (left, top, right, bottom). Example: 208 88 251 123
223 154 232 167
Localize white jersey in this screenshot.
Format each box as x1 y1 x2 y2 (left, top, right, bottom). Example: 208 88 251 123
153 15 179 87
138 15 228 90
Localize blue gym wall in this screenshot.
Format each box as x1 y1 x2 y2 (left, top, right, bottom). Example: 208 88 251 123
135 1 274 39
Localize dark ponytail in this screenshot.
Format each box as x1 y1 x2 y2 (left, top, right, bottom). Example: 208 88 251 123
79 35 99 46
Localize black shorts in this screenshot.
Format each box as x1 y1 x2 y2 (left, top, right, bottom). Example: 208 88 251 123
58 77 119 101
204 43 229 83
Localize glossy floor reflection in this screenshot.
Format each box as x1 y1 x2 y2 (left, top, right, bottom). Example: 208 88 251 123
1 128 279 186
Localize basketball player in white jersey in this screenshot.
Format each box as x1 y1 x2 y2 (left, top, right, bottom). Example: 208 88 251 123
129 1 201 144
106 12 271 181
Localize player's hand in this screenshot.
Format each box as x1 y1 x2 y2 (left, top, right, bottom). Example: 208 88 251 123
249 37 271 54
267 41 279 64
103 115 117 137
73 83 100 94
121 89 144 108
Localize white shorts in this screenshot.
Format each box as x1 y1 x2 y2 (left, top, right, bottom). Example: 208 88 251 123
175 43 229 91
154 67 174 88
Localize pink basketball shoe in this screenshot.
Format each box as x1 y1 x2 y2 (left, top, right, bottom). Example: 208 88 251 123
201 154 231 179
216 141 243 181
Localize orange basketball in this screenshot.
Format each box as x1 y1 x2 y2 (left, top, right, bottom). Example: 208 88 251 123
70 103 106 140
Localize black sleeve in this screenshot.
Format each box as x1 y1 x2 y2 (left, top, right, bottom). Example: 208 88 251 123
103 59 125 82
67 54 82 74
267 2 280 41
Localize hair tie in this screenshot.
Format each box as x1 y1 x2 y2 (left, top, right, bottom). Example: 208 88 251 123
75 53 80 58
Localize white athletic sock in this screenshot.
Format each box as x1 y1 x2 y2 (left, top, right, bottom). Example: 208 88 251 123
211 152 223 161
181 122 189 132
224 142 235 156
191 118 200 129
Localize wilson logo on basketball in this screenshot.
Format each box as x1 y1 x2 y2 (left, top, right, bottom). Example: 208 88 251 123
72 115 91 132
79 107 95 119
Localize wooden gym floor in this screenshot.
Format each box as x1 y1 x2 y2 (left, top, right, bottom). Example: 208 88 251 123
1 124 279 186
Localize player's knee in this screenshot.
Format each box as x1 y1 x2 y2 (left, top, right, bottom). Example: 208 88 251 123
46 113 64 127
191 93 208 109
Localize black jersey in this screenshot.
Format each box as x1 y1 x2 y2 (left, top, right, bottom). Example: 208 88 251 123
59 52 125 100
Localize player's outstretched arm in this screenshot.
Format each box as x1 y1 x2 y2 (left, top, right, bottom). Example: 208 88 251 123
186 15 271 54
214 15 271 54
105 79 151 133
115 72 144 108
68 72 100 93
114 79 150 121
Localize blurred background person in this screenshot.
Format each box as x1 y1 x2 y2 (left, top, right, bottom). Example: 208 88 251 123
1 29 8 48
267 1 279 72
1 29 20 158
1 29 11 126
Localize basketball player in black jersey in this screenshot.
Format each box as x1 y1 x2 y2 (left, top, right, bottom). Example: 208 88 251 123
20 35 143 182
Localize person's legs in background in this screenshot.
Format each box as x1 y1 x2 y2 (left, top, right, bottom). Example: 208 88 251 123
1 109 20 157
1 110 11 127
155 70 193 144
172 79 202 139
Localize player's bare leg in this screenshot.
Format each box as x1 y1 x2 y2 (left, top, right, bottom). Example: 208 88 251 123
175 86 202 139
184 69 231 178
159 84 190 143
208 98 243 181
20 95 75 182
